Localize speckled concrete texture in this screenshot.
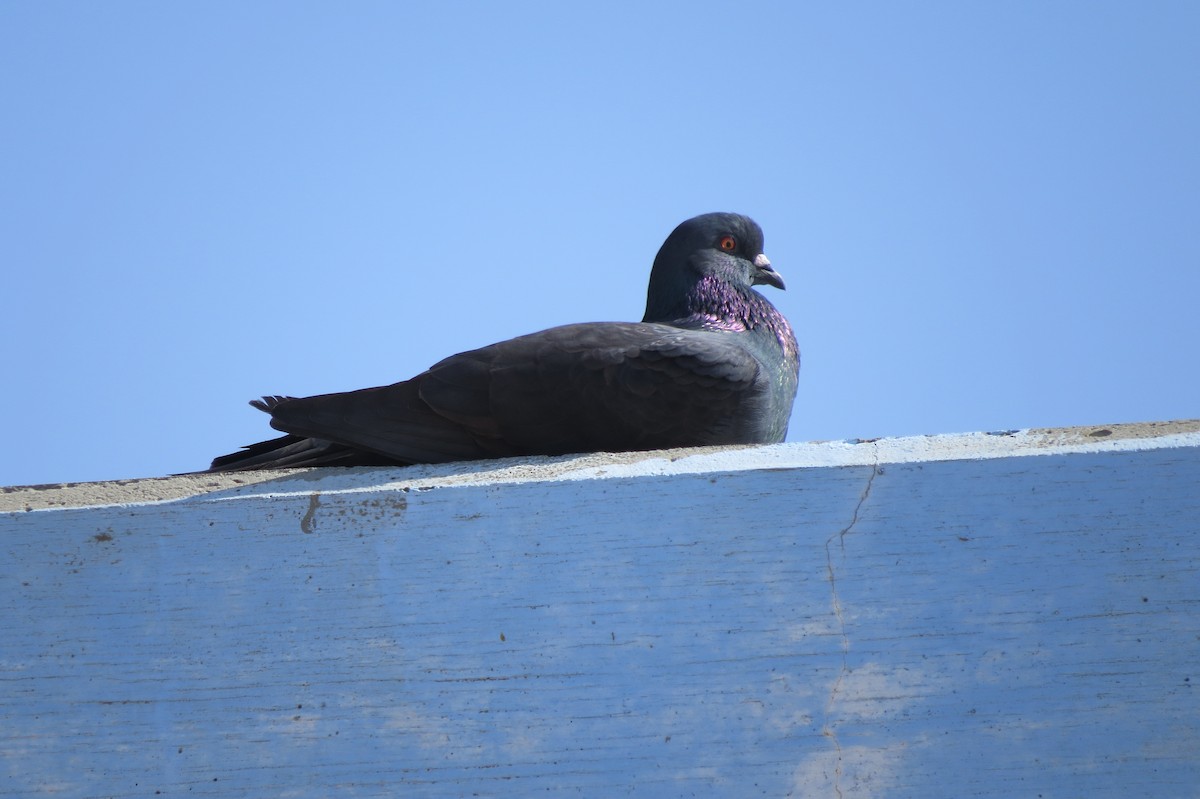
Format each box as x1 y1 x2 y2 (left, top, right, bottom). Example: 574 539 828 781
4 418 1198 513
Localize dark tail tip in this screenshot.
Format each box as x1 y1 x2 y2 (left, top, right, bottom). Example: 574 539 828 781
249 395 294 413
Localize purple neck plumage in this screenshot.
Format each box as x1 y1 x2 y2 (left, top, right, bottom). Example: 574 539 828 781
675 275 797 355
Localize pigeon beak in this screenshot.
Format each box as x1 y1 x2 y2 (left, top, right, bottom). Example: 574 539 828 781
751 253 786 290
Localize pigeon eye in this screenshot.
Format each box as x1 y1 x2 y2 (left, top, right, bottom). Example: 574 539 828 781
719 236 737 252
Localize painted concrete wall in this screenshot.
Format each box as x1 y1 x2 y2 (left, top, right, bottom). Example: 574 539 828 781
2 421 1199 797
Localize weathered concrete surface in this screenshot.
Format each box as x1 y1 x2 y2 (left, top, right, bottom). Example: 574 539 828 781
4 418 1199 512
2 420 1198 797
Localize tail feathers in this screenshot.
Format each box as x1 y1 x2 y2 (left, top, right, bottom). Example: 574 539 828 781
249 395 294 413
207 433 403 472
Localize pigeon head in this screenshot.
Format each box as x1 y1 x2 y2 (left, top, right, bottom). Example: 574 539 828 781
643 212 786 325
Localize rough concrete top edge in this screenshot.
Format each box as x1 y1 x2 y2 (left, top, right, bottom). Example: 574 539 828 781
4 418 1198 513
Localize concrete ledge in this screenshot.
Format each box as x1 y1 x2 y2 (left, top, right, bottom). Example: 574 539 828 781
4 418 1199 512
2 420 1199 797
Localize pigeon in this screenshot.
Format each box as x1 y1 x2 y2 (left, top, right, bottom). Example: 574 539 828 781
208 212 799 471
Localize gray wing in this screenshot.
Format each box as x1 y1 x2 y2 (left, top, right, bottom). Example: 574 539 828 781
255 322 773 465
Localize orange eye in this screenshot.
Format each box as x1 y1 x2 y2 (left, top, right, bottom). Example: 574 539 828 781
719 235 737 252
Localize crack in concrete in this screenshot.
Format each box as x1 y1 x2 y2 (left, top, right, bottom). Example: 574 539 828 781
822 453 881 799
300 492 321 534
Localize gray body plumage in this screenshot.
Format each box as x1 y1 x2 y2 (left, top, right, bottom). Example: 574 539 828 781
209 212 799 471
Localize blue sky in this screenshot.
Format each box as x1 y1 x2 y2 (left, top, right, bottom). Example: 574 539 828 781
3 2 1198 486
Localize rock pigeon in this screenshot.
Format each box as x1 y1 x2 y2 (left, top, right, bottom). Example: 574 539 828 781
208 212 799 471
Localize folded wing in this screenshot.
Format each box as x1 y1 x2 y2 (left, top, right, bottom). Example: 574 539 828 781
229 321 770 468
